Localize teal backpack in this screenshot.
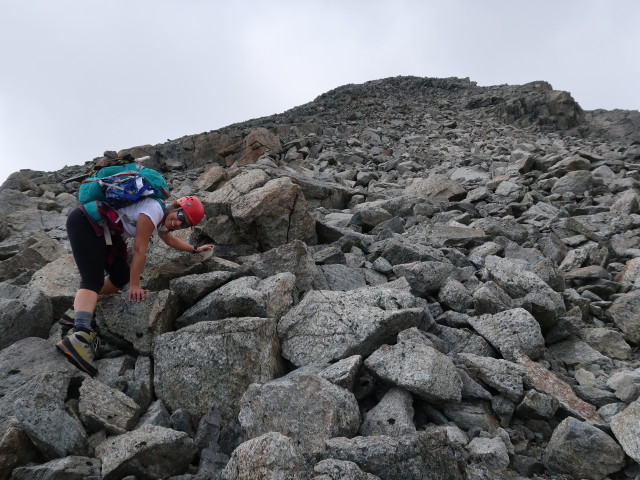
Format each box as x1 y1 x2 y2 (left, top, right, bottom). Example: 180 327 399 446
76 157 170 236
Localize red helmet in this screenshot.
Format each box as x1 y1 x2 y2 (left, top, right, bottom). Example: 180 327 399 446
177 196 205 226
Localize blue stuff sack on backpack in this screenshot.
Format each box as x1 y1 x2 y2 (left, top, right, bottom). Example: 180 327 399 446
78 163 170 209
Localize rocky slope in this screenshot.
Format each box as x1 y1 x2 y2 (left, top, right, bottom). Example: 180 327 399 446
1 75 640 480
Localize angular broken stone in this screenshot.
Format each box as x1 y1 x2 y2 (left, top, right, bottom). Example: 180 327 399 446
359 387 416 437
313 459 381 480
457 353 525 402
95 425 197 480
323 429 465 480
238 372 360 454
365 340 462 402
610 398 640 464
278 278 424 367
317 355 363 391
543 417 625 480
468 308 545 360
10 455 101 480
154 317 282 420
79 377 141 435
96 290 181 355
12 372 87 459
219 432 307 480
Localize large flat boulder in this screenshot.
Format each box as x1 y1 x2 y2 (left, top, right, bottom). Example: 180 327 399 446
278 278 424 367
154 317 282 419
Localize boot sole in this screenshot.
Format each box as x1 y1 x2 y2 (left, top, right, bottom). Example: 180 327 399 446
55 342 98 377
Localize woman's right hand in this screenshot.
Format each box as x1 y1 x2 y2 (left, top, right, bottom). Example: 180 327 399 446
128 286 150 302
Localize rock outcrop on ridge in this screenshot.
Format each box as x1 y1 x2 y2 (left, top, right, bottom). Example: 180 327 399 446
2 75 640 479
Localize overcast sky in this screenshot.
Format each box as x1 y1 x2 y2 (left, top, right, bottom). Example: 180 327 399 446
1 0 639 185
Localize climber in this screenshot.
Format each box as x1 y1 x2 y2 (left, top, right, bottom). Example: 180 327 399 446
56 195 215 376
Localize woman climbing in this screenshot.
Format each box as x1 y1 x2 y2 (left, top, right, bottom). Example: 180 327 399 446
56 195 214 376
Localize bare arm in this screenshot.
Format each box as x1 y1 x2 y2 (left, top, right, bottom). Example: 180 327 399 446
158 229 215 254
128 213 155 302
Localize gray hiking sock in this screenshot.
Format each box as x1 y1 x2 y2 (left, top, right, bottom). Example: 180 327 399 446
74 310 94 332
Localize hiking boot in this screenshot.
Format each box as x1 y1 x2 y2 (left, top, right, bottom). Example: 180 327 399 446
58 308 75 329
55 330 99 376
58 309 99 333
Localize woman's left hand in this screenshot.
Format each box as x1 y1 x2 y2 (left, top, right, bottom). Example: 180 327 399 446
128 286 150 302
193 244 215 253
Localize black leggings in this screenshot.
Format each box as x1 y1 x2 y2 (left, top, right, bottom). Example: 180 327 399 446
67 208 130 293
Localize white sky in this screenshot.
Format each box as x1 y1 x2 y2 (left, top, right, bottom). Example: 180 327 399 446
1 0 639 185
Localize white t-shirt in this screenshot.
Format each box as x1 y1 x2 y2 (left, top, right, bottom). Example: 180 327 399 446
116 197 165 239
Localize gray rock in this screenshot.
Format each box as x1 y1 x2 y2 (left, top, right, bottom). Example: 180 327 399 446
543 417 625 480
95 425 197 480
468 308 545 360
359 387 416 437
606 290 640 344
457 353 525 402
379 237 445 266
175 273 295 329
196 443 229 479
169 270 238 308
239 239 320 297
547 339 610 367
472 281 513 314
0 232 65 285
323 429 465 480
466 436 510 471
318 263 367 291
432 325 496 357
391 260 455 296
238 373 360 454
12 372 88 459
136 399 171 429
551 170 594 196
312 459 380 480
610 398 640 463
154 317 281 419
125 355 153 413
317 355 363 391
27 252 77 317
0 282 53 350
79 377 141 435
469 217 528 244
406 174 467 200
0 337 81 477
515 390 559 420
365 340 462 402
441 402 501 431
438 278 473 312
170 408 195 437
93 355 135 392
484 256 565 321
9 456 101 480
96 290 181 355
219 432 307 480
201 168 270 218
194 406 223 449
231 177 317 249
278 278 424 367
